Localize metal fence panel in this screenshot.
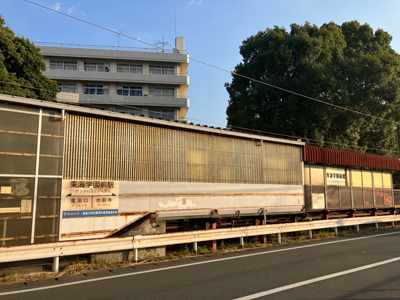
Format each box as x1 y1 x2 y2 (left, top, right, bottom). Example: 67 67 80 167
64 115 303 185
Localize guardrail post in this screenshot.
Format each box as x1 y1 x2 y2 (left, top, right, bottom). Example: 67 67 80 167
211 222 217 250
133 248 138 263
309 230 312 239
193 242 197 255
52 257 59 273
356 225 360 233
277 233 281 244
392 222 395 228
240 237 244 249
375 223 379 230
260 220 267 244
334 227 338 236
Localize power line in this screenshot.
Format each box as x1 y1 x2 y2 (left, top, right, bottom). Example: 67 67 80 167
24 0 400 127
24 0 166 52
0 80 398 155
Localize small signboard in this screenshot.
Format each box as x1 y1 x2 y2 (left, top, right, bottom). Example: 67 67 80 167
326 168 346 186
62 180 119 218
312 193 325 209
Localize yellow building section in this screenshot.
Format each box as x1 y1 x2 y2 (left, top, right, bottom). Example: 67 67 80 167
64 114 303 185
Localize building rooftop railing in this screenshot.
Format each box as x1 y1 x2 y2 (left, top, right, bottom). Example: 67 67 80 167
45 66 188 77
36 42 188 54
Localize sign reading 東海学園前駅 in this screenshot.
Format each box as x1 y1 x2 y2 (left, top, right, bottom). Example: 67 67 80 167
326 168 346 186
61 180 119 218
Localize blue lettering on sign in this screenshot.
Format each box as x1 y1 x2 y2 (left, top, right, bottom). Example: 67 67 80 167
62 209 118 218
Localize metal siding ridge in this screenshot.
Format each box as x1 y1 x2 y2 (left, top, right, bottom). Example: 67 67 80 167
0 94 303 147
304 145 400 171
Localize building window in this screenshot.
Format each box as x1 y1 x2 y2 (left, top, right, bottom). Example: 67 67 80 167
149 110 175 120
117 64 143 73
117 86 142 96
83 85 109 95
84 62 110 72
149 66 174 75
115 108 143 115
50 61 77 70
58 84 76 93
149 88 174 97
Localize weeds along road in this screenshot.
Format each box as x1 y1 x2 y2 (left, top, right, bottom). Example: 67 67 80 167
2 229 400 300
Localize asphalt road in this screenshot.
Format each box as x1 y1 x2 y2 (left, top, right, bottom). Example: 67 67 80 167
2 230 400 299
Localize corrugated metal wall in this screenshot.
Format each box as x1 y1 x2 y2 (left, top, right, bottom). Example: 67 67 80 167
64 115 303 185
304 145 400 171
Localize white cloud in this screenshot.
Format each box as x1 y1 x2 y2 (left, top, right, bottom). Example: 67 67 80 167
67 6 74 13
50 1 61 12
186 0 202 8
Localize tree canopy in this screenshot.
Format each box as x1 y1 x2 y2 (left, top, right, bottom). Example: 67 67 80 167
0 16 58 101
225 21 400 156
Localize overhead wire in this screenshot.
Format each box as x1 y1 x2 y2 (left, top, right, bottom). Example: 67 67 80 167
1 80 398 155
23 0 165 51
24 0 400 127
18 1 400 155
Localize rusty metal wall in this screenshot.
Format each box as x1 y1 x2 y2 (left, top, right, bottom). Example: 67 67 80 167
64 115 303 185
304 145 400 171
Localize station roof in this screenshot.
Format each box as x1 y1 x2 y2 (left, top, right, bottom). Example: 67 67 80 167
304 145 400 171
0 94 304 147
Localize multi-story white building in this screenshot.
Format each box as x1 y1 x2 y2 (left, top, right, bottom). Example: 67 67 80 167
39 37 189 120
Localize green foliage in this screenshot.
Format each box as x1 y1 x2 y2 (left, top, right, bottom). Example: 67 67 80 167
0 16 58 101
226 21 400 156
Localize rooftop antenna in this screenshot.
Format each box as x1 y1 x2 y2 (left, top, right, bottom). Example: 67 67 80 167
175 5 177 38
116 30 123 49
155 36 171 52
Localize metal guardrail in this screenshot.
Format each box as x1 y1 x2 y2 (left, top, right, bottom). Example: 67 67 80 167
1 215 399 264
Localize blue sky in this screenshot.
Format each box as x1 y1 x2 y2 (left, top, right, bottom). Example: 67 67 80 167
2 0 400 126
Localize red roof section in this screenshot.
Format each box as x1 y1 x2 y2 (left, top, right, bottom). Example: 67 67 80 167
304 145 400 171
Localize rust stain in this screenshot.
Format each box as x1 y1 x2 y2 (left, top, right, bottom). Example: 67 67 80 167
0 151 36 156
118 211 149 216
104 212 149 237
120 193 303 198
61 229 113 238
0 129 37 136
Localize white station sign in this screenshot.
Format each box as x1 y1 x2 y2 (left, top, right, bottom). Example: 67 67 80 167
326 168 346 186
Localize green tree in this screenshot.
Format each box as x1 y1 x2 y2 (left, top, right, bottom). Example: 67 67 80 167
225 21 400 156
0 16 59 101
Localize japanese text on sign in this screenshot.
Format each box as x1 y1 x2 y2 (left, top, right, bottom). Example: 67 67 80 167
326 168 346 186
62 180 119 218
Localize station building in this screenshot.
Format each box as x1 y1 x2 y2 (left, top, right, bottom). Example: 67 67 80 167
38 37 189 121
1 93 399 261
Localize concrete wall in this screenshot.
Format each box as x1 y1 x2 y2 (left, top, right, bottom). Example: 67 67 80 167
90 217 166 263
39 46 188 63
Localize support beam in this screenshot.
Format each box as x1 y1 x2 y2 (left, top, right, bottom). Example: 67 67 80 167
356 225 360 233
277 233 281 244
375 223 379 230
133 248 138 263
309 230 312 239
392 222 395 228
240 237 244 249
334 227 338 236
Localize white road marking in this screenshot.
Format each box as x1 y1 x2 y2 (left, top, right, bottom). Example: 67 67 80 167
234 256 400 299
0 231 399 296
